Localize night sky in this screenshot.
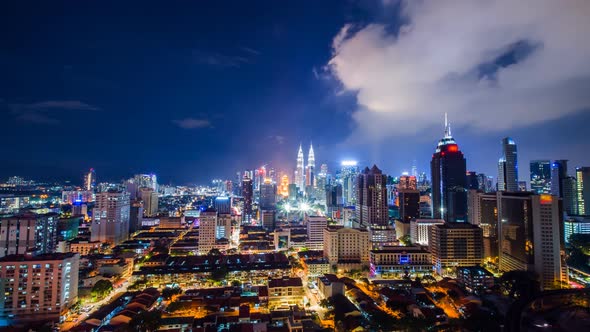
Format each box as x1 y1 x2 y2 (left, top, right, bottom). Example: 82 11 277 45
1 1 589 185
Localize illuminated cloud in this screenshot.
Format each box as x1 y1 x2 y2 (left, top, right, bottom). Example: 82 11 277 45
328 0 590 142
9 100 100 125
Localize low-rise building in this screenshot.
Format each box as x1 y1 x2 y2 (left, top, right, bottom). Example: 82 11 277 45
317 274 344 298
456 266 494 294
268 277 304 308
370 246 432 278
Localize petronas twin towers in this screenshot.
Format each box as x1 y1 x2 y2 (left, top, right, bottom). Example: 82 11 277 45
295 143 315 190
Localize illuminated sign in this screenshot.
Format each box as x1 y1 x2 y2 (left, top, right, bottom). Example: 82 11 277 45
540 194 552 204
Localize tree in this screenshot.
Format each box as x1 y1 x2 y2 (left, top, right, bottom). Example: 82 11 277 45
399 234 412 246
91 280 113 299
129 310 162 332
570 234 590 255
319 299 330 308
231 280 241 287
500 270 540 299
161 287 182 300
208 248 222 256
210 265 228 281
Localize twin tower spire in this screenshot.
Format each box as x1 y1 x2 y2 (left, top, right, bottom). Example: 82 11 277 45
296 143 315 190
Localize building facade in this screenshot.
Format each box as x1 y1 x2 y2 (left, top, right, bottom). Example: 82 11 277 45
356 165 389 226
429 223 483 275
91 191 130 245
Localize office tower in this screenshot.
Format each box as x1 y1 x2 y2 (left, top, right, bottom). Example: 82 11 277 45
477 173 494 193
225 180 233 195
0 253 79 323
576 167 590 215
497 192 567 290
562 176 578 215
398 189 420 222
356 165 389 226
320 163 328 177
431 115 468 222
139 187 158 217
314 173 327 204
410 218 445 246
279 175 289 197
134 173 158 191
57 216 81 242
241 175 253 222
216 213 232 240
91 191 130 245
306 143 315 188
564 216 590 245
551 160 569 197
214 196 232 214
261 210 275 230
340 160 359 206
61 190 94 204
411 160 418 177
295 144 305 191
497 137 518 192
325 183 343 217
398 175 417 190
288 183 298 200
429 223 483 275
323 226 370 266
129 199 143 234
84 168 96 191
466 171 480 190
467 190 498 259
306 215 328 250
198 209 217 254
0 213 59 257
260 179 277 210
530 160 552 194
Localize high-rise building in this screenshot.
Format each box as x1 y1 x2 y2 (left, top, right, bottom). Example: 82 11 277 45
0 253 79 323
241 175 253 222
563 176 578 215
398 175 417 190
134 173 158 191
467 190 498 259
429 222 483 275
410 218 445 246
497 137 518 192
198 209 217 254
551 160 569 198
497 192 567 290
323 226 370 266
466 171 480 190
214 196 232 214
477 173 494 193
530 160 552 194
129 199 143 234
91 191 130 245
62 190 94 204
564 216 590 245
356 165 389 226
306 143 315 188
340 161 359 206
279 175 289 198
320 163 328 177
0 213 59 257
84 168 96 191
431 115 467 222
306 215 327 250
398 189 420 222
260 210 275 230
325 183 343 218
260 179 277 210
295 144 305 191
139 187 159 217
576 167 590 216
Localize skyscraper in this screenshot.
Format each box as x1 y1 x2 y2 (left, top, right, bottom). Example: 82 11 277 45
431 115 467 222
576 167 590 215
295 144 305 191
497 137 518 192
551 160 569 197
398 175 417 190
356 165 389 226
306 143 315 188
0 213 59 257
398 189 420 222
242 175 253 222
429 222 483 275
530 160 552 194
563 176 578 215
279 175 290 198
497 192 567 290
84 168 96 191
260 178 277 210
340 160 359 206
91 191 130 245
198 209 217 255
139 187 159 217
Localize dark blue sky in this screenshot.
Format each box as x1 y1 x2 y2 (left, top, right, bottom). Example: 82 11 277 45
1 1 589 185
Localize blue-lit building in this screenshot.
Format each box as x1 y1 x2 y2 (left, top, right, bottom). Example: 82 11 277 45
530 160 552 194
213 196 232 214
457 266 494 294
564 216 590 245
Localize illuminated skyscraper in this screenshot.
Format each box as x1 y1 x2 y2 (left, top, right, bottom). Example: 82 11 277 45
84 168 96 191
340 160 359 206
497 137 518 192
320 163 328 177
356 165 389 226
431 114 467 222
306 143 315 188
576 167 590 215
279 175 290 198
398 175 417 190
242 175 253 222
260 178 277 210
551 160 568 197
295 144 305 190
134 173 158 191
530 160 552 194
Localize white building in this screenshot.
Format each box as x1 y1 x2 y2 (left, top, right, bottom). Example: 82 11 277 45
198 209 217 255
410 218 445 246
306 215 327 250
323 226 370 267
91 191 130 245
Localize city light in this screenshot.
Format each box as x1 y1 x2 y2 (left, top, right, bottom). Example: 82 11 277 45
341 160 358 166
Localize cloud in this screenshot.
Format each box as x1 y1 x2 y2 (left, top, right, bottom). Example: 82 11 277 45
193 50 252 68
9 100 100 125
328 0 590 142
172 118 212 129
268 135 286 145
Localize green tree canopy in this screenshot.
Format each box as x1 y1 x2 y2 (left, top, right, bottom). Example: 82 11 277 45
91 280 113 299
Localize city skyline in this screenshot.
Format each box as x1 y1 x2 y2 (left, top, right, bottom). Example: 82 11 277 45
1 1 590 184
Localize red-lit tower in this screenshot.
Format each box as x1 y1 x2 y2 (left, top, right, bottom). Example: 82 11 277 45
431 114 467 222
